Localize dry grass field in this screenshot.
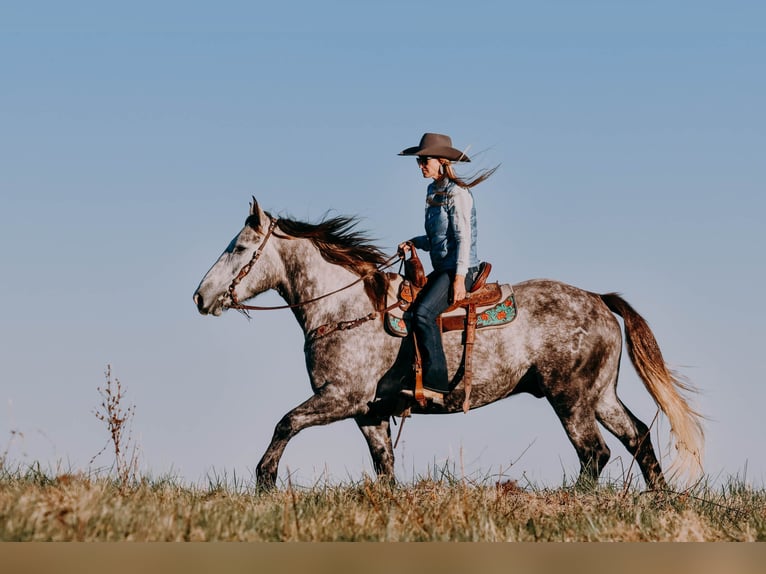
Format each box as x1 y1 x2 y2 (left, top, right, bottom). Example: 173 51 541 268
3 369 762 543
1 464 763 542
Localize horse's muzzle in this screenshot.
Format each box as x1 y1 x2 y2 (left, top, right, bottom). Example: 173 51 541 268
193 291 208 315
193 290 225 316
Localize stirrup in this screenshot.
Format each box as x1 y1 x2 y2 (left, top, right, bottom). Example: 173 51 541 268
400 388 444 407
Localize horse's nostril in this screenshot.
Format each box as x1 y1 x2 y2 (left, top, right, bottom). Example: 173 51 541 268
193 292 204 311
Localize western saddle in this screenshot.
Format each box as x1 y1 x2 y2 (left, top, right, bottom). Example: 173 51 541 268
397 244 500 413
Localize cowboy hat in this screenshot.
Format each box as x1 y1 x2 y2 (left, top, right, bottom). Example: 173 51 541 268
398 133 471 162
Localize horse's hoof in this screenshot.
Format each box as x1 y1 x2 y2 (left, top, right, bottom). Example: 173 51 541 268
255 478 276 493
255 466 278 492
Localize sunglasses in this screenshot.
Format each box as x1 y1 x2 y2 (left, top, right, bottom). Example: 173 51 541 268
416 156 434 165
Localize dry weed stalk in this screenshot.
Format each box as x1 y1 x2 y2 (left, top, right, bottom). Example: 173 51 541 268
91 364 139 489
0 429 23 472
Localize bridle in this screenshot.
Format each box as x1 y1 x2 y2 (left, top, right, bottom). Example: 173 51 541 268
226 216 401 317
226 217 282 310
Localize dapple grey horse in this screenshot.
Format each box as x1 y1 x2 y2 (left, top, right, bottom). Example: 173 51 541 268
193 199 703 490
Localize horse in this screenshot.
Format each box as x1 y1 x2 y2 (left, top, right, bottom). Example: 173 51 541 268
193 199 704 490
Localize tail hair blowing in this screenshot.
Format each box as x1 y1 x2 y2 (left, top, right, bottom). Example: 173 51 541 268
601 293 705 483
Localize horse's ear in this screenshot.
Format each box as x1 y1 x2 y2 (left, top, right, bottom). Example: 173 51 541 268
248 196 265 229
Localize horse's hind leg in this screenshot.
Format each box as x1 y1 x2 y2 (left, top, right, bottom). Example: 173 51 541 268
354 414 395 483
553 405 612 489
596 388 667 490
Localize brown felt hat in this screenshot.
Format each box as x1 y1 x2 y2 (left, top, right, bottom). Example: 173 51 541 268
399 132 471 162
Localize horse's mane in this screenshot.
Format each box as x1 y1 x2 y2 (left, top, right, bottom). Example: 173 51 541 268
248 213 391 310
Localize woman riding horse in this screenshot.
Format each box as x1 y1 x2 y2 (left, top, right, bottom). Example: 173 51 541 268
398 133 498 406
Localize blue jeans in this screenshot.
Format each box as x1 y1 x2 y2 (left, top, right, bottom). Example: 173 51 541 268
410 268 477 393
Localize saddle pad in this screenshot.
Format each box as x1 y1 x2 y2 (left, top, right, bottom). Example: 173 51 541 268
385 283 517 337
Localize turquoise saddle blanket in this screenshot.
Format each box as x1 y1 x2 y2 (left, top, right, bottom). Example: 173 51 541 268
384 282 518 337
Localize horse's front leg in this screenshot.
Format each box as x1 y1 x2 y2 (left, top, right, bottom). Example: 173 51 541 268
256 387 364 489
354 414 395 483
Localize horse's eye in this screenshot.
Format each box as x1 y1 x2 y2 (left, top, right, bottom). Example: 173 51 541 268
233 245 247 254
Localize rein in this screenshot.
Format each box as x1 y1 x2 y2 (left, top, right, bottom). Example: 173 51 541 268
226 216 401 321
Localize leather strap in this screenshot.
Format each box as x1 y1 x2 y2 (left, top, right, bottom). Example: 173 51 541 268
462 304 477 413
306 299 402 344
412 332 427 408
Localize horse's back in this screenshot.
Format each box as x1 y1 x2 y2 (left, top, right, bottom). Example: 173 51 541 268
511 278 617 330
508 278 623 380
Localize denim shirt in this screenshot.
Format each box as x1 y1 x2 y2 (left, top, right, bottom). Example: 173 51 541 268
411 180 479 276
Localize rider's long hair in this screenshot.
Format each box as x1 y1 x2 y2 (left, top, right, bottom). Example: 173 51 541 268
439 158 499 189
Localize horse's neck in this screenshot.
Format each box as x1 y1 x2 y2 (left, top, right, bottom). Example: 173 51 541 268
276 239 371 333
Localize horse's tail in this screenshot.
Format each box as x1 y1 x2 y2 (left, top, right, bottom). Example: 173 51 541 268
601 292 704 482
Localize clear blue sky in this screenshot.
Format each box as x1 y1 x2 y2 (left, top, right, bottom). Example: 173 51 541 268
1 1 764 488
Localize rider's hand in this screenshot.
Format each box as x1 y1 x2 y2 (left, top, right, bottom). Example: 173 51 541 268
398 242 412 256
452 274 466 303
